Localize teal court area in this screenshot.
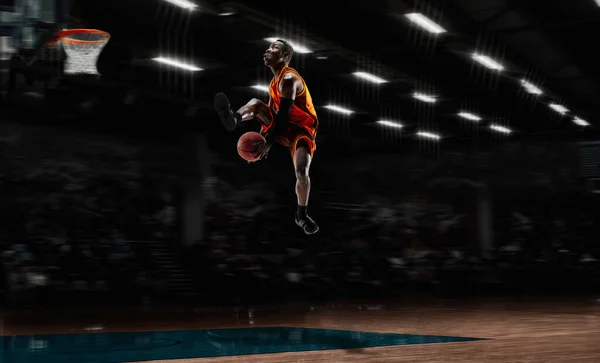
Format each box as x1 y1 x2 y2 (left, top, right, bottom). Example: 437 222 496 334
2 327 486 363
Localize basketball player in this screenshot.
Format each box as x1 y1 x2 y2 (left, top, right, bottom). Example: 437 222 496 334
214 39 319 235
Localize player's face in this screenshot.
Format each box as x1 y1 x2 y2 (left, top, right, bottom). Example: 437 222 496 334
263 41 286 66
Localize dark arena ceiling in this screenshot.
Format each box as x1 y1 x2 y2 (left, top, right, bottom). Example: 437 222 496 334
2 0 600 150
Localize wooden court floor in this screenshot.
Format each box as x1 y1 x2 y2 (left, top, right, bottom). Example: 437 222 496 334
2 297 600 362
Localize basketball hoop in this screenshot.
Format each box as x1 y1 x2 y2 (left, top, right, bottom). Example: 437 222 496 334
57 29 110 76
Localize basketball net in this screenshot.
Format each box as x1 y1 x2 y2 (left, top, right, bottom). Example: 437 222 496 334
57 29 110 76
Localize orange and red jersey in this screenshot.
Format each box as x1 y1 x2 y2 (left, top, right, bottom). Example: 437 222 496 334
263 66 318 137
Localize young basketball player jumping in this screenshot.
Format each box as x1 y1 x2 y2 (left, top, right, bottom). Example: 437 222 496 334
214 39 319 235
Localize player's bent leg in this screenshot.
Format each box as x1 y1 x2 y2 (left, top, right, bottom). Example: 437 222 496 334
293 139 319 235
214 94 272 131
239 98 273 127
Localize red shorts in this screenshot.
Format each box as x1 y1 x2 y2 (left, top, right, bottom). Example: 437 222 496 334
266 126 316 158
260 112 317 158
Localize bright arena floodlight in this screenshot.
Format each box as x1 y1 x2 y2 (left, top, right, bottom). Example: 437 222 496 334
472 53 505 71
353 72 388 84
549 103 569 115
264 38 312 54
573 117 590 126
413 92 437 103
163 0 198 10
323 104 354 115
489 124 511 134
251 84 269 92
521 80 543 95
377 120 403 129
152 57 202 71
457 112 482 121
405 13 446 34
417 131 441 140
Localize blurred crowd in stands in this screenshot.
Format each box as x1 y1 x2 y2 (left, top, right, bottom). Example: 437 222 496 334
1 124 599 308
190 170 600 304
0 123 178 308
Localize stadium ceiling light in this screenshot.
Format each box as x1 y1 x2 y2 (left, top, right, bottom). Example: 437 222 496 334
250 84 269 92
413 92 437 103
405 13 446 34
472 53 505 71
417 131 441 140
457 112 482 121
489 124 511 134
152 57 202 71
163 0 198 10
353 72 388 84
323 104 354 115
549 103 569 115
573 117 590 126
264 38 312 54
377 120 403 129
521 80 543 95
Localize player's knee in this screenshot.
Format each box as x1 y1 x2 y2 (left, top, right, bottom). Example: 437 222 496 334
248 98 263 107
249 98 269 114
295 164 309 183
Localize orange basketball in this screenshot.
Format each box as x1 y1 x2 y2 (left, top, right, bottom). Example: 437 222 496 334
237 132 266 162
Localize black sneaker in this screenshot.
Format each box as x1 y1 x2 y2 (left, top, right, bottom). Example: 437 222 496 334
295 214 319 235
214 92 239 131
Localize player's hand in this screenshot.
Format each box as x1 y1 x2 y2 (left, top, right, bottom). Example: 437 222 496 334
253 143 272 162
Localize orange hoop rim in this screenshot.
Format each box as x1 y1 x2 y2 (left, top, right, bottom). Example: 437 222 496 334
56 29 111 45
